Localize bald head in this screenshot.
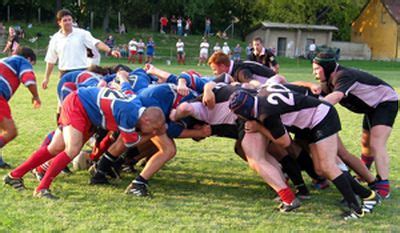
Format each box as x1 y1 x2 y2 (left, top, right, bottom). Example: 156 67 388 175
138 107 166 135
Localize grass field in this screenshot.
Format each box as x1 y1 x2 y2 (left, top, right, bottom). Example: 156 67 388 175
0 57 399 231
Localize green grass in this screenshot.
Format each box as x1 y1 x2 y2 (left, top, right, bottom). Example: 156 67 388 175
0 58 399 231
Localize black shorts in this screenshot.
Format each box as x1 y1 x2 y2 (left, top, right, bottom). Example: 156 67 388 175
362 101 398 131
236 119 246 142
294 106 341 144
211 124 239 139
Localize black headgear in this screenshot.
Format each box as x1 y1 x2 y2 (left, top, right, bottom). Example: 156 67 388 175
229 90 256 120
313 49 337 80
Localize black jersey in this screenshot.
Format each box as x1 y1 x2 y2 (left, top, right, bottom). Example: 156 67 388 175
256 84 333 139
248 48 278 68
327 66 398 113
214 60 276 84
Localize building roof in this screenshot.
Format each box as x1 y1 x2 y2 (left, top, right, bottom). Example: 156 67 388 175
381 0 400 24
260 22 338 31
353 0 400 25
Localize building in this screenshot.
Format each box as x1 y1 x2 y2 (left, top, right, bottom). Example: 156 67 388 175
351 0 400 60
245 22 338 58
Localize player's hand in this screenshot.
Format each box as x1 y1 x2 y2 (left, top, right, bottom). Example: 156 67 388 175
310 83 322 95
169 109 177 121
32 96 41 109
111 50 121 58
202 90 216 109
200 124 212 137
177 84 189 96
41 78 49 89
244 121 259 133
117 70 129 82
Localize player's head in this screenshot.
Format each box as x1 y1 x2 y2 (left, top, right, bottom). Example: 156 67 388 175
229 90 256 120
56 9 73 31
111 64 132 73
252 37 264 53
312 49 337 82
138 107 166 135
208 51 230 75
16 47 36 65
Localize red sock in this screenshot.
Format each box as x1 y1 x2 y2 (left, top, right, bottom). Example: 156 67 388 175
90 135 115 161
11 146 55 178
278 187 296 204
361 154 374 169
36 152 72 191
36 160 52 173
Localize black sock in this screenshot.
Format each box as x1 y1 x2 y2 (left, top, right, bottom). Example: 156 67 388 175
343 171 371 198
332 173 361 212
135 175 148 184
97 151 117 173
297 149 324 181
280 155 306 187
112 157 124 172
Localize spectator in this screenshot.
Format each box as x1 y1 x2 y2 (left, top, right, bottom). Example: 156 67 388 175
137 38 145 64
170 15 177 34
119 23 126 34
128 37 138 63
213 42 221 53
160 15 168 34
184 17 192 36
104 35 115 56
176 38 185 65
232 44 242 61
146 37 155 64
2 27 20 55
308 42 316 60
222 42 231 56
245 42 252 60
177 16 183 36
198 38 209 66
204 17 211 37
120 44 128 58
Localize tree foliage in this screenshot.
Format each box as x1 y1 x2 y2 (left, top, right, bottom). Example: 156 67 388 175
0 0 368 41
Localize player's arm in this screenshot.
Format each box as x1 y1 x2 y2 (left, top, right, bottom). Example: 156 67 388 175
202 81 216 108
178 125 211 139
96 40 121 58
323 91 344 105
27 83 41 108
176 77 190 96
291 80 321 95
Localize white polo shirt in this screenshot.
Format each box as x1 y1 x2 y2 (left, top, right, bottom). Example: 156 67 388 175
45 28 100 71
176 41 184 52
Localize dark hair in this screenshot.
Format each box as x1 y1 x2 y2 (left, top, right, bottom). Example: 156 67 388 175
111 64 132 73
252 37 263 43
16 47 36 62
56 9 73 22
87 65 113 75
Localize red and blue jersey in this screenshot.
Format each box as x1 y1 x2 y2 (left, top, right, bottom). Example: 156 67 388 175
166 70 213 94
137 83 197 118
57 71 101 103
77 86 143 147
0 55 36 101
105 68 158 93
